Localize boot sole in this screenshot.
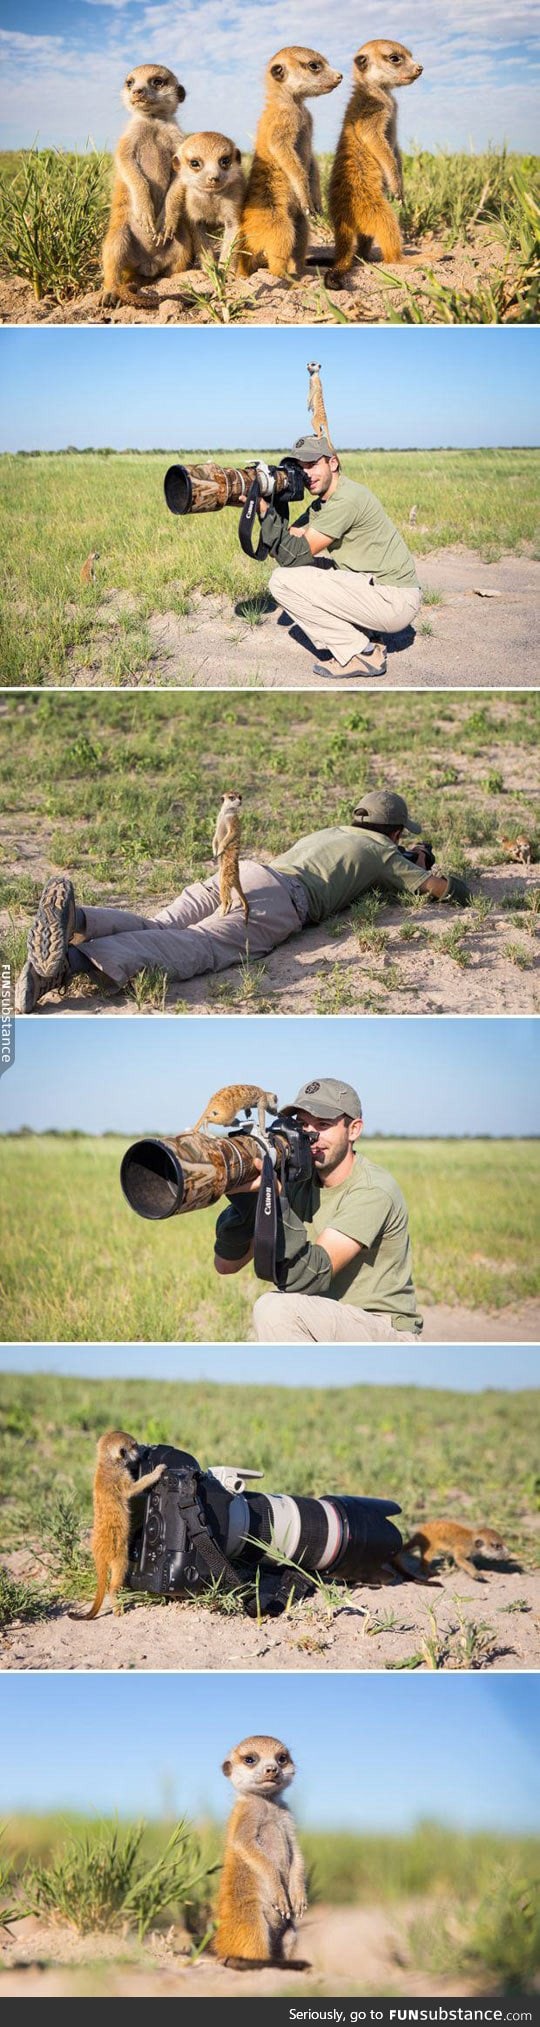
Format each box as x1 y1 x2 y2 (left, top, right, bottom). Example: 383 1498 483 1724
28 876 76 978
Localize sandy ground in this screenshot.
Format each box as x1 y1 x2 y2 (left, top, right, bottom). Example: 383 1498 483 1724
2 1556 538 1674
0 225 514 328
61 551 539 690
0 1898 511 1998
5 858 537 1020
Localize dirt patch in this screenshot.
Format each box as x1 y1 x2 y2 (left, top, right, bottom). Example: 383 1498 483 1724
59 551 539 689
0 1897 511 1997
0 227 514 326
1 1559 538 1674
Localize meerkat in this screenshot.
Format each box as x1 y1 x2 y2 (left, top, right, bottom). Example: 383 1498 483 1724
101 63 188 307
398 1521 509 1582
170 133 245 269
194 1084 278 1133
328 40 422 284
80 550 100 585
73 1431 166 1620
237 48 342 281
214 1735 308 1968
307 361 333 447
500 834 533 865
212 792 250 923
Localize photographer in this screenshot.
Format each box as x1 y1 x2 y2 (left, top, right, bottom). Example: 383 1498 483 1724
214 1076 422 1344
255 433 422 678
15 788 470 1012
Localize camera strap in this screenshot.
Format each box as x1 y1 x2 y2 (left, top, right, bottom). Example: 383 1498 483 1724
253 1147 280 1282
238 476 266 560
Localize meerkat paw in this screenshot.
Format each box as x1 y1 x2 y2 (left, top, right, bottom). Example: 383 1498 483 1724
292 1896 307 1919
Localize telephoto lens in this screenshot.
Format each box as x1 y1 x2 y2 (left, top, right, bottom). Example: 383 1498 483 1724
164 457 305 516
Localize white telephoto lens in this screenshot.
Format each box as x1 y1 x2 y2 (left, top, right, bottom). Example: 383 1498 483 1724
266 1494 303 1560
316 1499 344 1569
224 1492 251 1559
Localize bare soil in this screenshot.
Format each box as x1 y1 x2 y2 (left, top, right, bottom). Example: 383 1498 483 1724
61 552 539 690
0 1898 507 1997
0 226 511 327
1 1553 538 1674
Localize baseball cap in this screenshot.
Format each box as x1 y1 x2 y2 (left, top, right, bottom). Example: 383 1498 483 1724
290 433 334 463
353 788 421 835
282 1077 362 1121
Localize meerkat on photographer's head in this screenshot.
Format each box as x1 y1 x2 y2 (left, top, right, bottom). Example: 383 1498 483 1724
328 39 422 284
214 1735 308 1968
171 133 245 269
238 47 342 280
101 63 190 306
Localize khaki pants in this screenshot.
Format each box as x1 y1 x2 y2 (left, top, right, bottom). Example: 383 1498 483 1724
269 564 422 667
252 1291 421 1343
77 862 309 987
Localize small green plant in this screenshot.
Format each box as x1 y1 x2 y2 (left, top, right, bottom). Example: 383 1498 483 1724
414 1866 540 1990
0 148 110 300
483 769 504 793
0 1828 19 1933
436 924 471 965
504 943 534 969
0 1563 52 1628
25 1819 216 1941
129 966 169 1013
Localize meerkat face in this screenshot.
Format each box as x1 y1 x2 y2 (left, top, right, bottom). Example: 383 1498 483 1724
354 41 423 90
268 47 342 100
176 133 242 194
122 64 185 119
98 1429 141 1476
473 1529 508 1561
222 792 242 808
308 362 322 373
223 1735 296 1798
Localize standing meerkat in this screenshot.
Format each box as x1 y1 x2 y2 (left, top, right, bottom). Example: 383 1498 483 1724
80 550 100 585
170 133 245 269
101 63 188 307
237 47 342 280
194 1084 278 1133
73 1431 166 1620
214 1735 308 1967
212 792 250 923
328 40 422 284
398 1520 509 1581
307 361 333 447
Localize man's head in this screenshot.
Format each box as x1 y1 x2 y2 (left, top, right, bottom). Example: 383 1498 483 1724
282 1077 362 1178
290 433 340 498
352 789 421 844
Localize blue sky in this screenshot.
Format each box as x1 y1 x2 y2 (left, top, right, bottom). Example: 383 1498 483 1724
0 1675 538 1830
0 1344 538 1390
2 1017 539 1137
0 1 538 152
1 329 539 453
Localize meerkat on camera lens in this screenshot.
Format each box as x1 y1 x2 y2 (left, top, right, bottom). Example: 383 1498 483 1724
73 1430 166 1620
101 63 188 306
194 1083 278 1133
171 133 245 269
238 47 342 280
328 39 422 283
214 1735 308 1967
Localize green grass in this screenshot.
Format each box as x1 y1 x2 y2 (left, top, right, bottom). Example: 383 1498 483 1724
0 691 538 917
0 447 538 682
1 1135 538 1342
24 1819 215 1940
409 1861 540 1990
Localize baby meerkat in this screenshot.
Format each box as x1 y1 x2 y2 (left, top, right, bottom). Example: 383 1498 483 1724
212 792 250 923
214 1735 308 1968
500 834 533 865
399 1520 509 1581
238 47 342 280
194 1083 278 1133
102 63 187 307
171 133 245 269
328 39 422 284
74 1430 166 1620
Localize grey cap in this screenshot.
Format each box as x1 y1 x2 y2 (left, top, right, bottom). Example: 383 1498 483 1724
282 1077 362 1122
353 788 421 835
290 433 334 463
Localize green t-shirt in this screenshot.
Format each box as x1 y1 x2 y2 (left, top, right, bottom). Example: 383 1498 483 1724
309 475 418 587
291 1150 420 1331
273 825 426 925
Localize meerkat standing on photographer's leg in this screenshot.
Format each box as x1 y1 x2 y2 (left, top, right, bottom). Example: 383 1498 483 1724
328 40 422 284
214 1736 308 1967
212 792 250 923
238 47 342 279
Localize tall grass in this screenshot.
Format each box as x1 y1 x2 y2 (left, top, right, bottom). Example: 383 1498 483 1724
410 1861 540 1990
0 149 111 300
25 1819 215 1939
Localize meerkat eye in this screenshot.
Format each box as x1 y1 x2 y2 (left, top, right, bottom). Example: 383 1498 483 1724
388 53 403 64
219 156 231 170
276 1752 290 1765
307 60 322 71
126 77 134 89
189 159 202 170
242 1754 258 1766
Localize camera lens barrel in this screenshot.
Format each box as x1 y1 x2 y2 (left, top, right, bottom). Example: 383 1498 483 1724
224 1490 402 1579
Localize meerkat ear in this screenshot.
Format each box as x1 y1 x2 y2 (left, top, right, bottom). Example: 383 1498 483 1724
271 62 285 80
175 82 186 103
235 147 242 162
172 152 182 170
222 1758 232 1777
354 53 368 72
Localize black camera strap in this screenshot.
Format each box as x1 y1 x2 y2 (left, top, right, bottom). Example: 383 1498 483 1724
175 1468 240 1593
253 1147 280 1281
238 479 291 561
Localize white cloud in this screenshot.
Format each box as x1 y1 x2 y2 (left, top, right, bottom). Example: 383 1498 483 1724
0 0 538 150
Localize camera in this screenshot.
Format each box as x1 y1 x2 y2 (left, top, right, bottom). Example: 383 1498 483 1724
120 1113 314 1222
126 1444 404 1615
164 457 306 518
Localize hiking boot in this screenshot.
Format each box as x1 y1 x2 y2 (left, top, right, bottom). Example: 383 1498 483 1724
14 957 66 1014
313 645 387 679
28 875 78 979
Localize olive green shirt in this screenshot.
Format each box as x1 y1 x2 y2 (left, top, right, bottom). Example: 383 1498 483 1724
309 474 418 587
288 1151 420 1330
273 824 426 925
